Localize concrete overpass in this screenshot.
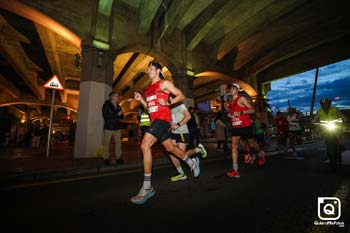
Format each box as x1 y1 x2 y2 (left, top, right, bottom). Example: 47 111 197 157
0 0 349 157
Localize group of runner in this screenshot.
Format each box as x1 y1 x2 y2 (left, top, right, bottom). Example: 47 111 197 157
130 62 265 205
274 108 303 155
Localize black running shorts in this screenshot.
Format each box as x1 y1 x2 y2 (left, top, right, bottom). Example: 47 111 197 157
146 119 170 143
170 133 190 144
231 126 254 140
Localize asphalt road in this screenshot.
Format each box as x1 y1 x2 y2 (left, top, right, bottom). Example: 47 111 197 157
1 141 349 233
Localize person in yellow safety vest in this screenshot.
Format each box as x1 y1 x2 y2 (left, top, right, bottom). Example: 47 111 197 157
137 105 150 139
312 98 347 170
312 98 346 125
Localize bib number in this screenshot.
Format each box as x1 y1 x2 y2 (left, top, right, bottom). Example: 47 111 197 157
231 117 243 126
289 122 300 131
148 106 158 113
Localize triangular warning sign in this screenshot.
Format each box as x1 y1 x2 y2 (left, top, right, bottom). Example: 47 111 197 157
43 74 64 90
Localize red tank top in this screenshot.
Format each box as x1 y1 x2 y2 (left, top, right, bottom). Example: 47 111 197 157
145 80 171 123
230 96 251 128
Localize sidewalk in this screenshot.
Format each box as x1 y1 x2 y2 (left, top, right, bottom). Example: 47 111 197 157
0 141 167 177
0 142 222 188
0 137 322 184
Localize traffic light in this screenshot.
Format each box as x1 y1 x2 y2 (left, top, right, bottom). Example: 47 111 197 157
66 115 71 120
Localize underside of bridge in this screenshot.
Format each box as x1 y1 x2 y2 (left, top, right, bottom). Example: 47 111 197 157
0 0 349 157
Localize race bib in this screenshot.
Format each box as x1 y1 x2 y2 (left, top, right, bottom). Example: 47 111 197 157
146 95 157 102
231 117 243 126
289 120 300 131
148 106 158 113
147 94 158 113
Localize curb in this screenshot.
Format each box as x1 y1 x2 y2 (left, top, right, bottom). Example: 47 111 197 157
0 158 169 184
0 140 323 184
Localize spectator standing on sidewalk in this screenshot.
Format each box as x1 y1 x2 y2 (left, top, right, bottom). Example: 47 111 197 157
215 113 227 151
32 121 41 148
102 91 124 166
40 123 49 148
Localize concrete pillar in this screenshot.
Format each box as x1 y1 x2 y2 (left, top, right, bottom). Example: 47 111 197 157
172 71 195 108
74 43 114 158
254 79 268 123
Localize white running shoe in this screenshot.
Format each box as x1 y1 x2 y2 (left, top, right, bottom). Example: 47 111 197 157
191 157 200 178
130 186 155 205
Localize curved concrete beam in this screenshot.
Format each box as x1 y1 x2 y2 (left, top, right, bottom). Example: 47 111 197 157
0 0 81 48
195 71 257 97
0 74 20 98
115 46 179 76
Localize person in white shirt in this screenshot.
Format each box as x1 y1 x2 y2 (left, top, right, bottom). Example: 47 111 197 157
169 102 207 182
286 107 301 156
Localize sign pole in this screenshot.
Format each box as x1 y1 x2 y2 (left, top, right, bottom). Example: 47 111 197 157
43 74 64 158
46 89 56 158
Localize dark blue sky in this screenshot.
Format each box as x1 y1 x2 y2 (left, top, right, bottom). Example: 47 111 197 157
267 59 350 114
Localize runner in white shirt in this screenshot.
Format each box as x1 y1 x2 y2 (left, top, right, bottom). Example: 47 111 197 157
169 102 207 181
286 107 301 156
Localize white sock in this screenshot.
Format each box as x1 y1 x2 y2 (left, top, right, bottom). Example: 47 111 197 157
143 173 152 189
176 166 184 174
233 163 238 171
182 155 194 168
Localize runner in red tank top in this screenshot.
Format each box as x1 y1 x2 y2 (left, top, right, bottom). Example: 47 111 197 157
130 62 201 205
226 83 266 178
229 96 252 128
145 80 171 122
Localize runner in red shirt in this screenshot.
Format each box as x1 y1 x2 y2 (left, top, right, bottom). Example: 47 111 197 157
130 62 201 204
274 111 288 150
226 83 265 178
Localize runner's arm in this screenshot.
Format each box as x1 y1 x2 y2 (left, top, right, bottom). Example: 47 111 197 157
227 100 234 118
134 92 147 108
162 80 185 105
173 107 191 129
180 108 191 125
240 97 255 115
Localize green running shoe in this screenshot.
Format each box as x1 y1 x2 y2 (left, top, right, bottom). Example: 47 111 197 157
170 173 187 182
198 143 207 159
